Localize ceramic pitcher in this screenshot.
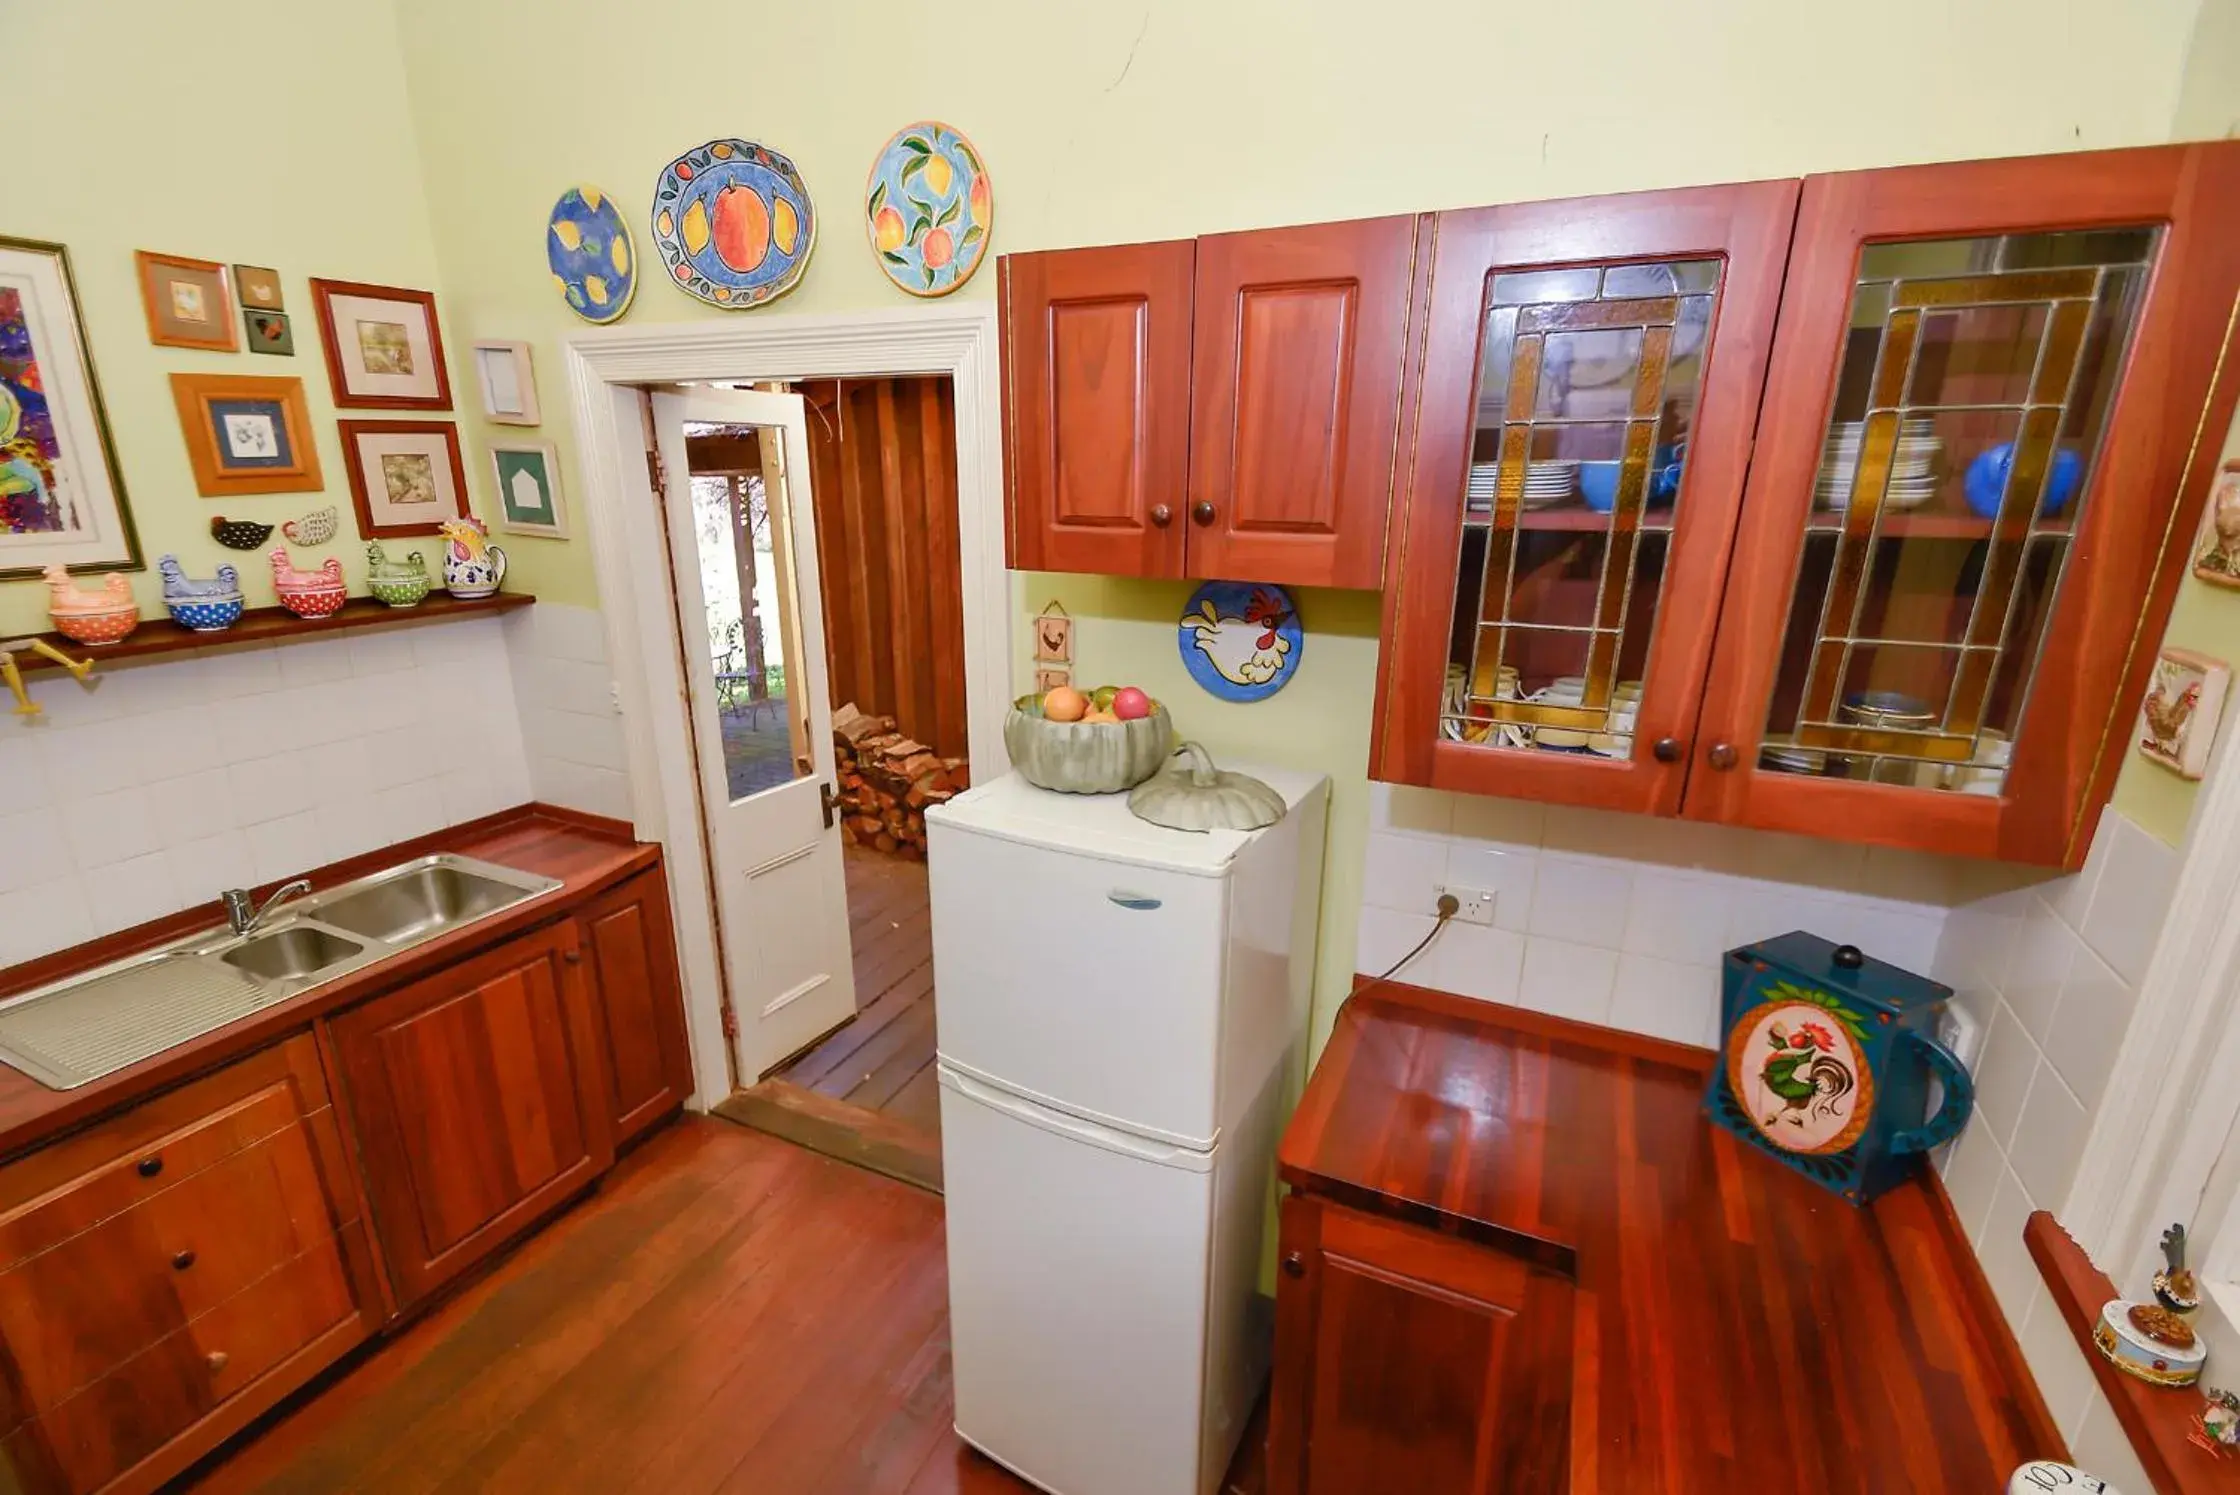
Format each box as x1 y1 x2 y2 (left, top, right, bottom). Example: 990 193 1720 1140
438 517 507 600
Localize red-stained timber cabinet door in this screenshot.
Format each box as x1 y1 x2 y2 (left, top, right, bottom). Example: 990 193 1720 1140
1001 241 1193 578
1690 142 2240 865
578 869 694 1146
1268 1196 1574 1495
1187 216 1424 589
1370 182 1797 818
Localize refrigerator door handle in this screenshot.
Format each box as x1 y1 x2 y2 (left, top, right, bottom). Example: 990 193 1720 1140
1105 890 1163 911
940 1067 1213 1172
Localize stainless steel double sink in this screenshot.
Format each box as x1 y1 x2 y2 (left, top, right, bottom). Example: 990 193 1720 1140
0 854 562 1091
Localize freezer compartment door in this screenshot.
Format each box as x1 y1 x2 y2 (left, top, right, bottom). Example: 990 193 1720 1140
929 821 1227 1148
940 1066 1221 1495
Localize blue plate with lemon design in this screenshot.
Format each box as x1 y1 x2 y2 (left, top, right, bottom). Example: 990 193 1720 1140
546 186 636 326
865 121 993 297
651 140 815 309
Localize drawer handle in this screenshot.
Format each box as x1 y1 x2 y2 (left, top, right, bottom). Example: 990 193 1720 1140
136 1156 163 1179
1107 892 1162 912
1282 1252 1306 1279
172 1249 197 1272
205 1351 229 1374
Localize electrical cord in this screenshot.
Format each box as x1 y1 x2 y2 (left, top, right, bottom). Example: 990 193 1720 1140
1350 892 1460 1001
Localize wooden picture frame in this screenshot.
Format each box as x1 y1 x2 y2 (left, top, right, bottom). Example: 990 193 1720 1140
0 236 141 578
338 419 469 537
135 251 236 351
489 440 566 538
472 341 540 425
2193 459 2240 590
310 278 452 410
169 373 323 497
233 265 283 311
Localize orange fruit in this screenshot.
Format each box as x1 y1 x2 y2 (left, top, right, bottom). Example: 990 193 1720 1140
922 227 955 270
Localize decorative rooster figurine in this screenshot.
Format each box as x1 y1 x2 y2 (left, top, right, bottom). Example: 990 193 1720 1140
40 563 140 645
2142 674 2202 760
1187 587 1293 687
269 547 347 620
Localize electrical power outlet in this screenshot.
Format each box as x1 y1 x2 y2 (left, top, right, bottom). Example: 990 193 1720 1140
1435 884 1497 927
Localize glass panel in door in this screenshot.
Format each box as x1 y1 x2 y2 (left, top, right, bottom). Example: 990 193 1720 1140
684 423 815 801
1758 229 2158 792
1443 260 1718 759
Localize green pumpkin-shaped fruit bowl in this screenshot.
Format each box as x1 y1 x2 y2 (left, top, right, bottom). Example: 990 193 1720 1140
1004 696 1174 794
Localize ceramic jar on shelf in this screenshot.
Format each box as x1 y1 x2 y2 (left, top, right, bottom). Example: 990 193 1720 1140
365 543 432 609
438 517 506 600
269 547 346 620
157 555 245 633
40 564 140 645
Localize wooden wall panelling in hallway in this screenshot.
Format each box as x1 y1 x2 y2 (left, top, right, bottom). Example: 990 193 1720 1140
802 377 970 761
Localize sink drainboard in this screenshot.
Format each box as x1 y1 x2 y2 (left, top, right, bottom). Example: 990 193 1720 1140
0 956 281 1090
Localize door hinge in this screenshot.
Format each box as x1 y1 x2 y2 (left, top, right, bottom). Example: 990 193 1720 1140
820 781 840 829
645 446 667 494
719 1005 739 1040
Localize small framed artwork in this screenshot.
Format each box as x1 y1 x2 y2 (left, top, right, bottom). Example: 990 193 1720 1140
168 372 322 497
2138 647 2232 780
490 440 566 538
1032 603 1072 663
135 252 236 351
472 341 540 425
243 309 294 356
2193 460 2240 590
1 236 140 578
339 419 470 537
233 265 283 311
310 278 452 409
1033 666 1073 694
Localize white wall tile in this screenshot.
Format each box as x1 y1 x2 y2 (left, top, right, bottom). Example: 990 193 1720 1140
1517 936 1618 1026
1527 855 1633 947
165 831 254 901
1358 905 1440 981
1620 870 1737 968
2068 1389 2155 1494
62 786 164 869
246 811 327 886
2040 947 2137 1114
0 731 51 816
0 877 93 967
1972 1001 2041 1150
95 852 182 930
0 808 70 896
2009 1061 2091 1209
1939 1117 2005 1243
1366 779 1456 840
150 769 240 849
2004 897 2077 1043
136 704 231 783
1976 1163 2040 1328
2080 813 2178 987
43 719 147 802
1443 841 1535 934
1421 921 1524 1006
2015 1286 2099 1441
1362 830 1450 915
1445 792 1536 848
1607 953 1719 1047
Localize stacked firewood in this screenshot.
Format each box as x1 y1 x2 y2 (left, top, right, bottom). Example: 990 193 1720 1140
832 703 970 857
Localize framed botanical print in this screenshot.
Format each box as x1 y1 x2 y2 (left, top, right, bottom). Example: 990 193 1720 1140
339 419 469 537
489 441 566 537
310 279 452 410
135 251 236 352
0 237 140 579
169 373 323 497
472 341 540 425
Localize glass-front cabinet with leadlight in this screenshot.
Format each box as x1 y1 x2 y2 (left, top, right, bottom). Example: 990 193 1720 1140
1375 143 2240 865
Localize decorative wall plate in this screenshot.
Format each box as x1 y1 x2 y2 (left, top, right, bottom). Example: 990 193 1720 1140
283 504 338 546
1177 581 1302 702
210 516 274 551
651 141 814 308
547 186 636 325
866 121 992 297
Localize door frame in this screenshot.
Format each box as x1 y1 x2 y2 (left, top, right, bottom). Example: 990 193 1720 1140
560 304 1007 1098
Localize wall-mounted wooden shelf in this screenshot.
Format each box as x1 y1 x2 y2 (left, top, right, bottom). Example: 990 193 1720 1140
12 593 535 675
2025 1209 2240 1493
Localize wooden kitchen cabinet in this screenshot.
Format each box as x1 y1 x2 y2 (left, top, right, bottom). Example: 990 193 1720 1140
577 868 694 1145
1002 216 1421 587
0 1034 377 1495
1372 140 2240 864
1267 1196 1573 1495
328 921 614 1309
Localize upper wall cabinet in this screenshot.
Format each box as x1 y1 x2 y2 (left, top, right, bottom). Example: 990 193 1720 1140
1372 142 2240 865
1002 217 1423 589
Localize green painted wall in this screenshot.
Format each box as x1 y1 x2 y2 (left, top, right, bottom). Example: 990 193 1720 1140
0 2 459 638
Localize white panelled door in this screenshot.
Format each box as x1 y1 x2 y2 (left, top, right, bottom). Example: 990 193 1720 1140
649 387 856 1079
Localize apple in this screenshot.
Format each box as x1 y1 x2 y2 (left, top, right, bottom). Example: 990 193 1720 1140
1091 685 1120 711
1043 685 1088 722
1112 686 1153 720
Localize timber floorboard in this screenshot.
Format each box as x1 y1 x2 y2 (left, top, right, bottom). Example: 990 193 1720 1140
178 1118 1266 1495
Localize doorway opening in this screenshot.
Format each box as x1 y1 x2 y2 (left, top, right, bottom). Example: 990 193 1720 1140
671 376 968 1190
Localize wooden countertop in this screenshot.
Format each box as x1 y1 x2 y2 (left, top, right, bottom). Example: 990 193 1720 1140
0 805 658 1163
1280 981 2066 1492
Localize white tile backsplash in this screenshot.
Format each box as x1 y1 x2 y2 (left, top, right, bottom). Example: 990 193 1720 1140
504 604 631 823
2 614 540 969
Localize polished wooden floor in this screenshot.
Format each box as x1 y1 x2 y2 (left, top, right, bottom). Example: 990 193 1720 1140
182 1118 1263 1493
776 845 939 1136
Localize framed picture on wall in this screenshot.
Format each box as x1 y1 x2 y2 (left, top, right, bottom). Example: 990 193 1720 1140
135 251 237 352
310 278 452 409
490 440 566 537
168 372 323 497
0 236 141 579
233 264 284 311
472 341 540 425
339 419 469 537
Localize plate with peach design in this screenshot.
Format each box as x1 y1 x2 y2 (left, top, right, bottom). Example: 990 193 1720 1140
866 122 991 298
651 140 815 309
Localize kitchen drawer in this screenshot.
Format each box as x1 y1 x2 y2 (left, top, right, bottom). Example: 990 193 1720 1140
0 1240 357 1494
0 1116 347 1423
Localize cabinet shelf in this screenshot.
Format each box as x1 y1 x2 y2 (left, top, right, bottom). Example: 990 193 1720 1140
13 593 535 675
1464 508 1676 532
1801 512 2077 540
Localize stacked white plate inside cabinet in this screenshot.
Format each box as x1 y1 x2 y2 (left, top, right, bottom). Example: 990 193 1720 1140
1818 419 1941 510
1522 460 1578 509
1466 463 1499 512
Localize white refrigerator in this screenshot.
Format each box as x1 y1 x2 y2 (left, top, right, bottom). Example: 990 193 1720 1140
926 766 1328 1495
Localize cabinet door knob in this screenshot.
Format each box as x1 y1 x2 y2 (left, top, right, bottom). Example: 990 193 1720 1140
1191 500 1217 526
562 949 583 965
1707 742 1738 770
172 1249 196 1271
205 1351 229 1373
136 1156 163 1179
1281 1252 1305 1279
1652 737 1683 763
1149 503 1173 528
